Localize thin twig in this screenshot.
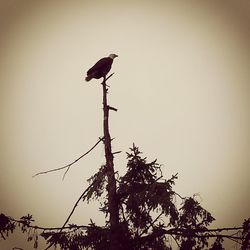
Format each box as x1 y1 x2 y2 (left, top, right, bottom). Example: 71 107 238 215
139 211 164 237
191 226 244 233
112 151 122 155
108 105 118 112
171 235 180 248
1 231 6 240
100 73 114 89
165 229 245 241
102 73 114 83
60 181 96 231
139 228 246 247
62 166 70 180
33 137 104 179
174 191 187 200
44 181 97 250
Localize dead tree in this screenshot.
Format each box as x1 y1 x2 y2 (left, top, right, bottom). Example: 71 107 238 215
101 75 120 250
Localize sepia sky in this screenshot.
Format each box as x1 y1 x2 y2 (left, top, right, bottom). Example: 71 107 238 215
0 0 249 249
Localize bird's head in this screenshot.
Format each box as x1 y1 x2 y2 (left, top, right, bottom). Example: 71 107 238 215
109 54 118 59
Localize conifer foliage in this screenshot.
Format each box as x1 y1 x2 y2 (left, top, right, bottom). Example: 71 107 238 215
0 145 249 249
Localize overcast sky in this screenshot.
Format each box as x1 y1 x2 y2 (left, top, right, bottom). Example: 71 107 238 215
0 0 249 249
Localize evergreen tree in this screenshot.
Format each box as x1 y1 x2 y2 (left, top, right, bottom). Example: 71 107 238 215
0 75 249 249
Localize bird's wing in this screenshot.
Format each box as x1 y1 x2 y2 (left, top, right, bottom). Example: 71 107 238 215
87 57 111 75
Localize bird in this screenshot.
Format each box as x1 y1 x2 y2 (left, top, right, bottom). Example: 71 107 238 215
85 54 118 81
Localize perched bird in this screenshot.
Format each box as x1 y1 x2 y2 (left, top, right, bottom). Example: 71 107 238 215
85 54 118 81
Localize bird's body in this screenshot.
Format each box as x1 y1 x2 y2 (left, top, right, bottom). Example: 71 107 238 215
85 54 118 81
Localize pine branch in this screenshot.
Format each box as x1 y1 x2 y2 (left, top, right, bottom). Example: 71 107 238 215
7 216 89 232
167 227 245 241
6 215 245 236
32 137 104 179
3 212 247 249
139 226 246 246
192 226 244 233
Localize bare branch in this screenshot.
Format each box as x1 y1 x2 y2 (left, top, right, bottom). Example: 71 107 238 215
44 182 98 250
108 105 118 112
103 73 114 83
192 226 244 233
112 151 122 155
164 227 245 241
7 214 245 238
59 184 94 231
139 227 246 247
139 211 164 237
171 235 181 248
32 137 104 179
5 213 247 250
7 216 89 232
100 73 114 89
174 191 187 200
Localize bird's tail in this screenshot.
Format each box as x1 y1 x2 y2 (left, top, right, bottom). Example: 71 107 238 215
85 75 92 82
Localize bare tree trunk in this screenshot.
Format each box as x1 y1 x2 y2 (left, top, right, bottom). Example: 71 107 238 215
102 76 120 250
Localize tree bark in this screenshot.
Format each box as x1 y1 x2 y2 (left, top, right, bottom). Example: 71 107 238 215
102 76 120 250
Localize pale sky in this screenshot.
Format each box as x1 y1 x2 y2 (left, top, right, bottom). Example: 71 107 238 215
0 0 249 249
